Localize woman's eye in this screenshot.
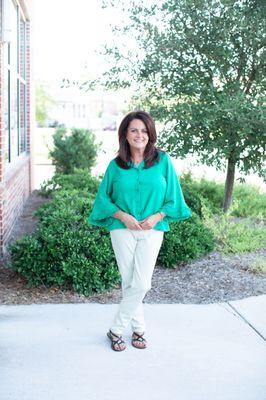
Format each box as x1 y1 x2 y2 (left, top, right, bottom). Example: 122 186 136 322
130 129 148 134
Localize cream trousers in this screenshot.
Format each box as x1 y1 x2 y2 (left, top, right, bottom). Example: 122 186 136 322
109 228 164 335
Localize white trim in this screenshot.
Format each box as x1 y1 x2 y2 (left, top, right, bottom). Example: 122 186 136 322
3 151 29 184
13 0 27 21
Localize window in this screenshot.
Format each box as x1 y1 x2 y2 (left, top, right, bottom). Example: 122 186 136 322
3 0 26 164
19 14 26 153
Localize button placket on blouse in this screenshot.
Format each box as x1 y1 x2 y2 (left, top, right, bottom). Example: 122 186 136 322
136 167 142 218
131 161 144 219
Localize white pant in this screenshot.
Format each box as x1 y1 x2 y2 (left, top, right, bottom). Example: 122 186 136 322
109 228 164 335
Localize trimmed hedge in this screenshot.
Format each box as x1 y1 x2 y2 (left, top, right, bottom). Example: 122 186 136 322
158 214 215 268
9 190 120 295
38 168 100 198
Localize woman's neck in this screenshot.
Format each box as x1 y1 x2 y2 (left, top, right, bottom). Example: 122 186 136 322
130 149 144 163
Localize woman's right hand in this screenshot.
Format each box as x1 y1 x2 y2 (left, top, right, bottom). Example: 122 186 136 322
113 211 143 230
121 213 143 230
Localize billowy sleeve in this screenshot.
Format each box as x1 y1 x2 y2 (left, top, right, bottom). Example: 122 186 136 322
87 162 120 228
159 154 192 222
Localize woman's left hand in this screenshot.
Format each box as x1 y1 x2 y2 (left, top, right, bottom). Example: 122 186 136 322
139 213 162 230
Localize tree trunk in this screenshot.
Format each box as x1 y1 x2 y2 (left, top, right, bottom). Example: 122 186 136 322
223 156 236 213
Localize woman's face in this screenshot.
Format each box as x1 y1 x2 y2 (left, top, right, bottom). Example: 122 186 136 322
126 119 149 152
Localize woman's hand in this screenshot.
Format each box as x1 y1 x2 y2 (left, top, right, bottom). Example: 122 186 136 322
115 211 143 230
139 213 162 230
121 213 144 230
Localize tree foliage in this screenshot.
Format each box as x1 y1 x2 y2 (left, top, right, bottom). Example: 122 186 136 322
98 0 266 210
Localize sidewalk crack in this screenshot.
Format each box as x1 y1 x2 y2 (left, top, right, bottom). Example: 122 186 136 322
223 301 266 343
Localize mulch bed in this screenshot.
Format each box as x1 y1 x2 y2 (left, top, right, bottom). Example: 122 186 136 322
0 190 265 305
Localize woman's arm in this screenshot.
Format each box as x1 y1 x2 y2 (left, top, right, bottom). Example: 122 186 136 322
112 210 126 220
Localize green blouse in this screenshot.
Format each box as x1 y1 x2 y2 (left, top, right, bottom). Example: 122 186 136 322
87 150 192 232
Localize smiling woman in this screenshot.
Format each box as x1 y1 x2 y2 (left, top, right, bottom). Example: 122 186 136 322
126 119 149 160
87 110 192 352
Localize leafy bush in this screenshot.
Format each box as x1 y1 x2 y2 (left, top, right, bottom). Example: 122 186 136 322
39 169 100 198
179 172 206 217
158 214 215 268
8 190 120 295
193 177 224 213
191 176 266 218
49 127 100 174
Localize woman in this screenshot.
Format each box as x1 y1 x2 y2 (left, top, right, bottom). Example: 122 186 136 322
88 110 192 352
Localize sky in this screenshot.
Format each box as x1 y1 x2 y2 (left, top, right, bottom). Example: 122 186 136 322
32 0 121 83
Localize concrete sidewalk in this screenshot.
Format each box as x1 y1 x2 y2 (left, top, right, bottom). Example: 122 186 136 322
0 295 265 400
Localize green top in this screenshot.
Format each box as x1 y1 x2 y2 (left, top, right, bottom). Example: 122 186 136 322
87 150 192 232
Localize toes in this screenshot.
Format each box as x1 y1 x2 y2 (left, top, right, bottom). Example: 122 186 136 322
134 341 145 348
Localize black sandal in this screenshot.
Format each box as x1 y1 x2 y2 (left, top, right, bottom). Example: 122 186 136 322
107 330 126 351
132 332 147 349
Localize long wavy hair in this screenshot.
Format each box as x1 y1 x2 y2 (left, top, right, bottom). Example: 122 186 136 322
115 110 165 169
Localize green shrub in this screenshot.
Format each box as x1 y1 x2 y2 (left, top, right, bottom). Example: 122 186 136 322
179 172 206 217
188 177 224 213
62 231 119 295
158 214 215 268
39 169 100 198
8 190 120 294
192 177 266 218
8 234 60 287
49 127 100 174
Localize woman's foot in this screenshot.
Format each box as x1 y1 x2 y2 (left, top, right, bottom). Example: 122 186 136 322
107 330 126 351
132 331 147 349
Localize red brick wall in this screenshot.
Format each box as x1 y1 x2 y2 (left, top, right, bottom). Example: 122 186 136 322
1 156 30 253
0 1 32 256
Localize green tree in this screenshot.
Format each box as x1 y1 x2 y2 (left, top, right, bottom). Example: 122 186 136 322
98 0 266 211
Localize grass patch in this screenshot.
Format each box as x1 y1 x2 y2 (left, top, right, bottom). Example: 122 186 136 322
249 257 266 274
202 205 266 254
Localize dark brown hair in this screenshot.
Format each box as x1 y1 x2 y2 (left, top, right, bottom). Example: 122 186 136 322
115 110 165 169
